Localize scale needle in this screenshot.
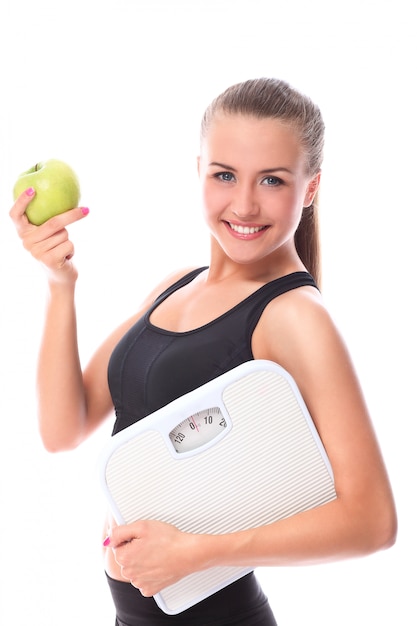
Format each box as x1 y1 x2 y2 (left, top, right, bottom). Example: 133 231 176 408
191 416 199 431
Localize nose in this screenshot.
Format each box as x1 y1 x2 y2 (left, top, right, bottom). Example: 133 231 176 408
231 182 259 219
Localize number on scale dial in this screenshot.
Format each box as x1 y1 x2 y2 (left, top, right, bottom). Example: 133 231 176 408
168 407 229 453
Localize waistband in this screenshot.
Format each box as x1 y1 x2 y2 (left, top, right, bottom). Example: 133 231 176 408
105 571 276 625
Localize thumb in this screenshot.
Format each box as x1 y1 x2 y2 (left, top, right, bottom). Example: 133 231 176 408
103 523 139 548
9 188 36 233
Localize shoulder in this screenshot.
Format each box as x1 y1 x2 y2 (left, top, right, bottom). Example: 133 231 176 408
255 279 332 344
99 267 203 346
84 266 203 374
253 282 373 460
253 283 354 395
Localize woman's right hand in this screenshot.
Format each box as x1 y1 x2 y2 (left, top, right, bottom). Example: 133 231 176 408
9 187 90 285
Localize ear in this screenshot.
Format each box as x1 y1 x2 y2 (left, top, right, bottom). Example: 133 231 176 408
197 155 201 176
303 171 321 207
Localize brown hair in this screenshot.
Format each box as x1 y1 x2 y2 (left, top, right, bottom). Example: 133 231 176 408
200 78 325 287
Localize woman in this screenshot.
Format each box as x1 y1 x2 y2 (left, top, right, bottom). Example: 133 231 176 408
10 78 397 625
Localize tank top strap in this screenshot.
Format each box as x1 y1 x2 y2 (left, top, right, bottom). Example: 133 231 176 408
258 271 317 296
244 271 318 337
151 267 208 308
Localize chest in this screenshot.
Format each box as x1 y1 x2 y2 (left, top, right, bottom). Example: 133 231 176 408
149 279 264 333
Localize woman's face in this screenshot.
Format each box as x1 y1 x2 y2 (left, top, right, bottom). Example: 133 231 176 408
198 113 319 267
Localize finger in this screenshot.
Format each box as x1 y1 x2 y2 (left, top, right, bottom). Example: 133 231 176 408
103 523 142 549
34 238 75 270
33 206 90 240
9 188 36 231
126 576 150 597
20 217 73 258
10 190 89 237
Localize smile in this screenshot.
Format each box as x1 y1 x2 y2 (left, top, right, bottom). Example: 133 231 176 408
228 223 268 235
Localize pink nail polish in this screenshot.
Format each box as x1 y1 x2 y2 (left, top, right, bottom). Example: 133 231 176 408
103 536 111 547
80 207 90 216
26 187 35 197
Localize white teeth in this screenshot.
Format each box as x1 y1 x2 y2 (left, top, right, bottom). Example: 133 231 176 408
229 223 266 234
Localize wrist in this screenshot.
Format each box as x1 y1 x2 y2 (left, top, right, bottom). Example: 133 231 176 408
45 264 78 292
190 529 251 572
46 274 77 301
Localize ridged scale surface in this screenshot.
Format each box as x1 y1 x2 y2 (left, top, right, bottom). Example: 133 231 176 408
104 369 336 613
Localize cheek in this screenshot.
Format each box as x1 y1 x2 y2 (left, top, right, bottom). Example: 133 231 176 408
200 183 214 227
289 195 305 226
201 181 225 215
288 182 310 212
270 187 300 214
271 189 305 231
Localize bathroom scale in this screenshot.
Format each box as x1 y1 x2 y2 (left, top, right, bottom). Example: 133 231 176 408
98 359 337 615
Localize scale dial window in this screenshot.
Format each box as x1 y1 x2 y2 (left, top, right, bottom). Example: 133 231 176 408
168 407 229 453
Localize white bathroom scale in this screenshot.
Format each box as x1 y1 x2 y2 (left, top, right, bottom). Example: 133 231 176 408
98 359 336 615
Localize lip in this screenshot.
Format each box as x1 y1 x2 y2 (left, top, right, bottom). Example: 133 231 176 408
224 220 269 239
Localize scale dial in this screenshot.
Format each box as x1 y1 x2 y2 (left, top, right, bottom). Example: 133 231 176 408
169 407 229 453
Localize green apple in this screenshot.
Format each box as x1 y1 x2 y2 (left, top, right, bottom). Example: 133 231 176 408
13 158 81 225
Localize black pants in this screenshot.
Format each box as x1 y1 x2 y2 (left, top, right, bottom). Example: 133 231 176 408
106 572 277 626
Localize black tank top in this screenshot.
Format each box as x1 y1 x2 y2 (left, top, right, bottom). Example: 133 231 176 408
108 269 317 436
106 268 317 623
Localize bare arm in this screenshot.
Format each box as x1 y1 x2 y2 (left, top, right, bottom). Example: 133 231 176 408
202 288 397 565
10 190 189 452
10 190 93 450
35 280 143 451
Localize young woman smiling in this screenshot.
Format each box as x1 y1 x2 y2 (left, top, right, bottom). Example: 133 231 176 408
10 78 396 625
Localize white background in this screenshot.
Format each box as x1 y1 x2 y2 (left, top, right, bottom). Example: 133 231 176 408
0 0 415 624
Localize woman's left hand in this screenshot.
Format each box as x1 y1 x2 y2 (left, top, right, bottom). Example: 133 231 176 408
103 520 199 596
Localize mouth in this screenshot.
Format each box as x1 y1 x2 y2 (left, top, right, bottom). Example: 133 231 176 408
227 222 268 235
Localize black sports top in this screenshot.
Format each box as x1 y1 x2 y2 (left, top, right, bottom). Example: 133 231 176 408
106 268 317 624
108 268 317 436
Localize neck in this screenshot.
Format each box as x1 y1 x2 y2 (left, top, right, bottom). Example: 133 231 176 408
206 237 306 284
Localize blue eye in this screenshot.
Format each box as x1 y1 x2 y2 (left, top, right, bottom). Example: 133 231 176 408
261 176 283 186
215 172 235 182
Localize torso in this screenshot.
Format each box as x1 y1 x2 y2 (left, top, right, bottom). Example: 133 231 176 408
104 267 320 581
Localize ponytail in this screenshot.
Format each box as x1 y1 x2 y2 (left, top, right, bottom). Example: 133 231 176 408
295 196 321 288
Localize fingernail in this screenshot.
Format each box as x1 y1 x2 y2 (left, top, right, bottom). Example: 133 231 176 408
103 536 111 547
80 207 90 216
26 187 35 197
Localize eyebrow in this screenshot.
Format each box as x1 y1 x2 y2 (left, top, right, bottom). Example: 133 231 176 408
208 161 294 175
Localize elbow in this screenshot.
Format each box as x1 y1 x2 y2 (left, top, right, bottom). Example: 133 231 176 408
359 500 398 556
42 438 81 454
373 508 398 552
40 427 83 454
38 409 86 453
42 440 78 454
